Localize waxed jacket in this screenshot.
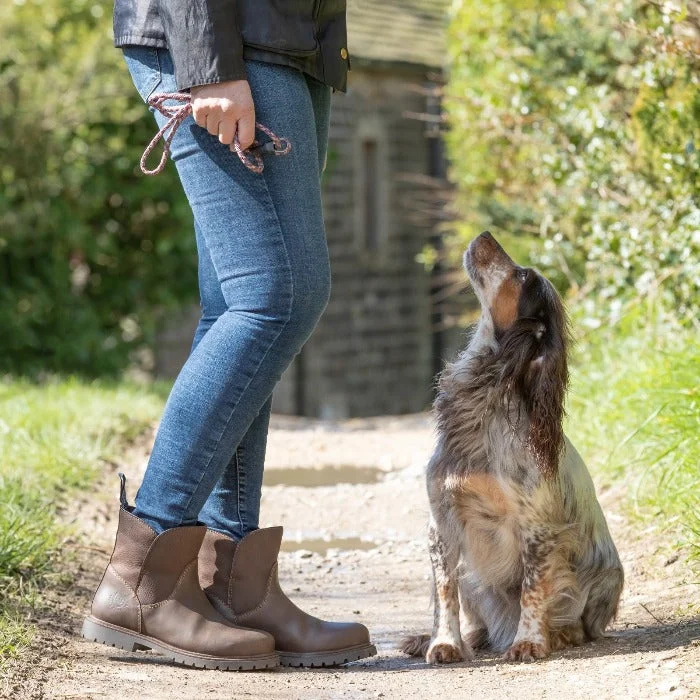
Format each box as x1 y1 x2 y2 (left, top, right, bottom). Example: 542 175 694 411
113 0 349 92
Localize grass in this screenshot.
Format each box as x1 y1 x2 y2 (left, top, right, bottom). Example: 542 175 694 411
0 377 164 662
565 311 699 572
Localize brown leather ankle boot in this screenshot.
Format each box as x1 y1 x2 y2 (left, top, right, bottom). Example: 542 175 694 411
82 475 278 670
198 526 377 667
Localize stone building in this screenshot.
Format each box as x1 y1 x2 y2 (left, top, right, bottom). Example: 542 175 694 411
271 0 450 418
156 0 451 418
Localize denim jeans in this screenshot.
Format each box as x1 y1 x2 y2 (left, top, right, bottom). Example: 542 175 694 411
121 46 332 539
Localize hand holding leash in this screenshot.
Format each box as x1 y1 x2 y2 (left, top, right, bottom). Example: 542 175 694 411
140 92 291 176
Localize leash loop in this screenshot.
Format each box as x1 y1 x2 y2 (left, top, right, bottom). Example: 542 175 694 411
140 91 292 176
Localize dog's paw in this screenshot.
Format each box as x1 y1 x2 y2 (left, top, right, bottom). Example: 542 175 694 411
503 639 549 662
426 639 467 665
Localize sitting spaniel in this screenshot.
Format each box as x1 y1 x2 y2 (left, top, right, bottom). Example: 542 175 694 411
402 231 623 664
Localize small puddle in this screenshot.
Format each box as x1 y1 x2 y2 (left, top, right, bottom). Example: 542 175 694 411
280 537 379 554
263 465 382 488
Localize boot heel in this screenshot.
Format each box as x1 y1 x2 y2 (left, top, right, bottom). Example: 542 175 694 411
82 617 150 652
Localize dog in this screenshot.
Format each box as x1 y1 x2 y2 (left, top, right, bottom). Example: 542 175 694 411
402 231 623 664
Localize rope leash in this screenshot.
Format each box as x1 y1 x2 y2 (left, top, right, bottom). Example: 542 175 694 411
140 92 292 175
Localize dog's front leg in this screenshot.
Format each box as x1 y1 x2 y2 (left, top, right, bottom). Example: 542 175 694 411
426 517 469 664
504 525 557 662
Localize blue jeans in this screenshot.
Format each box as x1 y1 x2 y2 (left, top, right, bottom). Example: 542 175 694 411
121 46 331 539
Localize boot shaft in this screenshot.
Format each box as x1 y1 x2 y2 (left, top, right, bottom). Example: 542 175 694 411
199 527 283 614
197 525 374 662
92 475 207 624
107 506 206 604
108 507 158 590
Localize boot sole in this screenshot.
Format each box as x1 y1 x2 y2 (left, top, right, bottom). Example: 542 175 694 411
279 643 377 668
82 617 279 671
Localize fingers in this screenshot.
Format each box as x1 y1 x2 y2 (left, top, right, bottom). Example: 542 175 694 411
192 101 208 129
217 119 236 146
193 102 256 150
190 80 258 152
236 111 256 151
205 112 221 137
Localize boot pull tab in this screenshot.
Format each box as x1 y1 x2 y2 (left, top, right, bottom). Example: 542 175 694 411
118 472 130 508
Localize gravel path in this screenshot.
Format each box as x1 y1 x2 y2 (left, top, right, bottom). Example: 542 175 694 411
8 415 699 699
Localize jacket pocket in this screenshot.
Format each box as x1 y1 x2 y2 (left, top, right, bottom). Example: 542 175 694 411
121 47 163 103
239 0 319 56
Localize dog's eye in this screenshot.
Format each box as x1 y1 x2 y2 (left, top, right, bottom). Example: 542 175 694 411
515 268 528 282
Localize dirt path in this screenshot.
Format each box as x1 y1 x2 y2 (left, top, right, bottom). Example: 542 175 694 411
11 415 700 699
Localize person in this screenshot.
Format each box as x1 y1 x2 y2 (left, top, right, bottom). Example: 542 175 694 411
81 0 376 671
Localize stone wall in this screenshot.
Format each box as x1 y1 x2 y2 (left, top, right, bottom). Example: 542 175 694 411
272 66 435 418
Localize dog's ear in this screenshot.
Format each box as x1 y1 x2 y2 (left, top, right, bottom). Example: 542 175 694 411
496 282 569 477
525 283 569 477
524 340 568 477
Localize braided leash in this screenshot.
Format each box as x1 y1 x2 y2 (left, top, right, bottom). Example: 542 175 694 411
140 92 292 175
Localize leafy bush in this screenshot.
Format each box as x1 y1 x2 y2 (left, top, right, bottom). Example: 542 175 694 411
445 0 699 326
0 0 196 375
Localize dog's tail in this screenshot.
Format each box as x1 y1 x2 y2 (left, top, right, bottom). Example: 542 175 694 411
582 566 624 639
399 634 430 657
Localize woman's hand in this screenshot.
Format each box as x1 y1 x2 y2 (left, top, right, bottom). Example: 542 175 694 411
190 80 256 151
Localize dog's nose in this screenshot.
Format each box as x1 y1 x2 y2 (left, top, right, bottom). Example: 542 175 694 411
469 230 513 269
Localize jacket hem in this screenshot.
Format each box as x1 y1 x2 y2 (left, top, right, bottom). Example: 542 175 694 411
179 72 248 91
114 34 167 48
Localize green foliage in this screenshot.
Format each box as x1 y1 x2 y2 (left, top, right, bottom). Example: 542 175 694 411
0 0 197 375
0 377 164 659
446 1 699 564
446 0 699 325
566 313 699 571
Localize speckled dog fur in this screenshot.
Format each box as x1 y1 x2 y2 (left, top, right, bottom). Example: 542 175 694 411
402 232 623 664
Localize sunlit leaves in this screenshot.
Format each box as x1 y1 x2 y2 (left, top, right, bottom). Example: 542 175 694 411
446 0 699 326
0 0 196 375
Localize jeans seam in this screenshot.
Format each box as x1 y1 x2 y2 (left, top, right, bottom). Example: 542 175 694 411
179 178 294 525
234 446 244 533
